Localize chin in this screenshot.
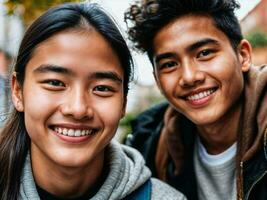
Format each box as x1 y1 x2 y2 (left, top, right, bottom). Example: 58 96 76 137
186 113 217 126
50 149 91 167
57 156 92 168
192 119 215 126
193 115 224 127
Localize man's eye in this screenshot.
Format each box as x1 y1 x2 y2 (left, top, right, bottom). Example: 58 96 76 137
197 49 213 58
46 80 65 87
159 61 177 70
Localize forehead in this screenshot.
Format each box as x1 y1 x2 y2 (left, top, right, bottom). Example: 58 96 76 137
153 14 230 54
26 30 123 77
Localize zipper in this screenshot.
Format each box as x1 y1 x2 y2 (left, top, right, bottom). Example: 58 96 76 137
245 128 267 199
239 161 243 200
264 128 267 159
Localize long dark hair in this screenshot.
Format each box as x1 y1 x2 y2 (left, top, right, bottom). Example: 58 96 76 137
0 3 133 199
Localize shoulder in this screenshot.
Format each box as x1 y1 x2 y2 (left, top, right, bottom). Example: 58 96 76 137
126 101 169 145
246 64 267 81
124 102 169 163
150 178 187 200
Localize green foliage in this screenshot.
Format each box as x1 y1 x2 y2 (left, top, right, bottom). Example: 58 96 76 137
246 31 267 48
4 0 80 26
119 112 136 133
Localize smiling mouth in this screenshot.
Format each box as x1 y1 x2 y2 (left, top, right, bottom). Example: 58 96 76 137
185 88 217 101
52 127 95 137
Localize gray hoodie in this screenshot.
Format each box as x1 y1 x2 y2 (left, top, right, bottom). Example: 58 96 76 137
19 140 186 200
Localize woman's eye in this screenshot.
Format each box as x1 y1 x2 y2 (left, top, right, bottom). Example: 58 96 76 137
93 85 115 97
159 61 177 70
94 85 113 92
46 80 65 87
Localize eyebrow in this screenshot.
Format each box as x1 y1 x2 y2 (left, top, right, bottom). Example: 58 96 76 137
155 52 176 64
33 64 74 75
33 64 122 83
186 38 219 52
90 71 122 83
154 38 219 64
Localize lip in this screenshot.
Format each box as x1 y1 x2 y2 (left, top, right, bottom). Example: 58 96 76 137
180 86 218 98
49 123 97 144
50 123 94 130
183 87 218 107
55 132 93 143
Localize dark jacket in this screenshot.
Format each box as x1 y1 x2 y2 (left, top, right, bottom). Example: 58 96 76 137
126 65 267 200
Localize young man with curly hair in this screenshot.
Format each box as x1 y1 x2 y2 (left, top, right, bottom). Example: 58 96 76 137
124 0 267 199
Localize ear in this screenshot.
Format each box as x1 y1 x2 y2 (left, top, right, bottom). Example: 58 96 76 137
237 39 252 72
12 73 24 112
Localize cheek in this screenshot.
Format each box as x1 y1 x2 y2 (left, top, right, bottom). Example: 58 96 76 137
226 73 244 98
210 55 242 79
158 75 178 97
24 117 38 141
94 97 124 127
210 60 245 103
22 85 58 123
217 62 244 91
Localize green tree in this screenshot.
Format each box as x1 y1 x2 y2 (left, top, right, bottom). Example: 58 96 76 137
4 0 80 26
246 31 267 48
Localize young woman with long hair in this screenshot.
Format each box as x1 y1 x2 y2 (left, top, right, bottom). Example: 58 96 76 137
0 2 186 200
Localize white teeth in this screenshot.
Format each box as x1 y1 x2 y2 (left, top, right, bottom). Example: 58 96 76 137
74 130 81 137
58 128 62 134
63 128 68 135
81 130 86 136
68 129 74 136
187 89 215 101
54 127 93 137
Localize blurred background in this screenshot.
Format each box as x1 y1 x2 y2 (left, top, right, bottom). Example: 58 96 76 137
0 0 266 139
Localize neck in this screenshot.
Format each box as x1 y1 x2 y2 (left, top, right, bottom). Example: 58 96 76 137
31 147 105 198
197 103 242 155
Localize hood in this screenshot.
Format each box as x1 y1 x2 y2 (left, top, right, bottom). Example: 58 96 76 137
235 64 267 200
92 140 151 200
19 140 151 200
238 65 267 162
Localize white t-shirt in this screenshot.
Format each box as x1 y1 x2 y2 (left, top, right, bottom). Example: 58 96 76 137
194 136 237 200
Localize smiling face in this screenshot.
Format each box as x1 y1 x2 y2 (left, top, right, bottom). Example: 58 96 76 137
153 15 251 126
12 29 125 170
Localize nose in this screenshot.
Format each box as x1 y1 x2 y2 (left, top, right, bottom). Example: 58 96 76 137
178 61 205 87
60 89 93 120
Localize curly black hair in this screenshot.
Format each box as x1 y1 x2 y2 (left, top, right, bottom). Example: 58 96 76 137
125 0 242 62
